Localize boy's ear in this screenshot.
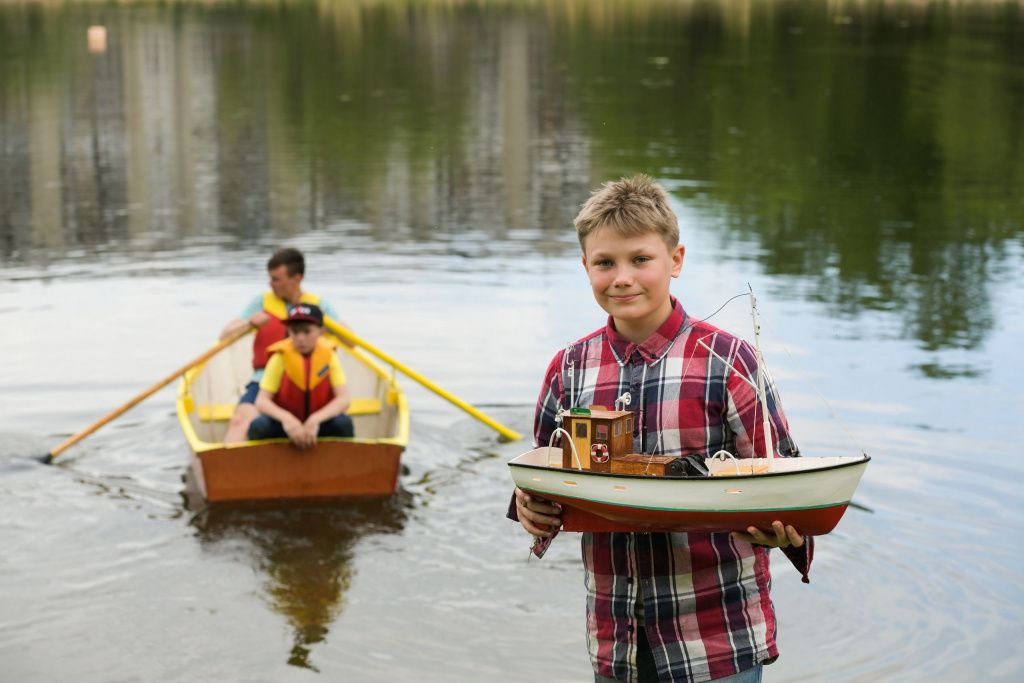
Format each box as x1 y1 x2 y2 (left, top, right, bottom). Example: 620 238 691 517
671 245 685 278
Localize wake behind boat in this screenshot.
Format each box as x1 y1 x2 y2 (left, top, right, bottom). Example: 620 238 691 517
177 331 409 503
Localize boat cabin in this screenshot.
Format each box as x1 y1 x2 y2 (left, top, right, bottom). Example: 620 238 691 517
561 406 680 476
560 406 634 472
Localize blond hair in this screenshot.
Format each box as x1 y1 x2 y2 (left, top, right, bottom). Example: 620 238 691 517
574 174 679 249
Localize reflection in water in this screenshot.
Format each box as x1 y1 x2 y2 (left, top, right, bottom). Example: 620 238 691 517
1 1 1021 357
189 493 409 670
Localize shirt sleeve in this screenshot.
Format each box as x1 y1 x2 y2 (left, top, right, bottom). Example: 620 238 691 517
724 339 800 459
259 354 285 394
240 294 264 321
783 537 814 584
508 349 565 524
533 350 566 450
318 299 340 322
328 352 346 388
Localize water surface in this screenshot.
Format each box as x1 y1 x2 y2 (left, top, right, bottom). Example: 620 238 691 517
1 1 1022 680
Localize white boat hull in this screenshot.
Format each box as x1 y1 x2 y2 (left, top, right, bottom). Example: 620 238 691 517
509 448 869 535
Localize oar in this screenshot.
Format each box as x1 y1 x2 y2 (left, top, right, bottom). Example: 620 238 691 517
39 324 255 464
323 317 523 441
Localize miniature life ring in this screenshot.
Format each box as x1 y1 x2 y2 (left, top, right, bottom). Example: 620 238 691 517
590 443 610 464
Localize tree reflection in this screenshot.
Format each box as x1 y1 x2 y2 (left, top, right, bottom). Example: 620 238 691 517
0 0 1021 351
189 493 409 670
558 0 1023 351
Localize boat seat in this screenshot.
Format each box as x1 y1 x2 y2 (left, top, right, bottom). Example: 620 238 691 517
195 397 383 422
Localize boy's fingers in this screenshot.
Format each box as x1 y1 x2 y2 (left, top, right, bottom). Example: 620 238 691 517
527 516 561 537
733 526 785 548
526 511 561 527
517 490 561 516
528 501 561 516
517 490 562 538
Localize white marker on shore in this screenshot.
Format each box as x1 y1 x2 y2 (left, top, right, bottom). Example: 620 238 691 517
87 25 107 54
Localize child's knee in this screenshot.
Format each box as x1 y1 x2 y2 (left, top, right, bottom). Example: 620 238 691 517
322 414 354 438
246 415 274 440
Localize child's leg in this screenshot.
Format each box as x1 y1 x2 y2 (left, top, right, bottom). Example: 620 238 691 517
247 415 287 440
317 414 354 438
224 382 261 443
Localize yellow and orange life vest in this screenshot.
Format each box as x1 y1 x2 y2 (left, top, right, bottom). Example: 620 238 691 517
266 336 337 421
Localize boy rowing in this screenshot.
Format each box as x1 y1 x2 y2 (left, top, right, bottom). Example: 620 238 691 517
511 175 811 683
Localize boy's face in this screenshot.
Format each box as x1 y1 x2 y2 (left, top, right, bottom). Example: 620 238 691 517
286 322 322 354
268 265 302 302
582 226 684 341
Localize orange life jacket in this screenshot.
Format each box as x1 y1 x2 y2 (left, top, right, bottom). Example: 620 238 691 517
266 337 337 421
252 291 322 369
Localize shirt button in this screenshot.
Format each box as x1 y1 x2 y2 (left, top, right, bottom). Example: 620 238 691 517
626 577 634 584
627 624 635 633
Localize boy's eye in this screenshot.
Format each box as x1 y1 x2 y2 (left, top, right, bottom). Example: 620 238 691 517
595 259 614 268
633 255 651 264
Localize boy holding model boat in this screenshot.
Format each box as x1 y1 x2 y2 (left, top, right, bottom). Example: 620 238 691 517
511 175 812 683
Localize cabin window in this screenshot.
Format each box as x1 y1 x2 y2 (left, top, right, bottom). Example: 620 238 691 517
613 421 622 437
596 424 609 440
626 416 633 433
576 422 588 438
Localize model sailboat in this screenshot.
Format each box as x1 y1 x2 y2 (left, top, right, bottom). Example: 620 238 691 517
508 288 870 536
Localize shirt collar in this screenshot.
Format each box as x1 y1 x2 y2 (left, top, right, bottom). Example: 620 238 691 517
606 296 689 365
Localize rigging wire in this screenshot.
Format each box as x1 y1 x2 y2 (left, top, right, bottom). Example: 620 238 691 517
688 289 869 459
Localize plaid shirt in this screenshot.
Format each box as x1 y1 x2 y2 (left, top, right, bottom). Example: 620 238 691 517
530 297 812 682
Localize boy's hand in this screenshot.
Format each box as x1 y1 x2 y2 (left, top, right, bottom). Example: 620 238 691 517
731 521 804 548
514 487 562 538
282 416 312 449
301 419 321 448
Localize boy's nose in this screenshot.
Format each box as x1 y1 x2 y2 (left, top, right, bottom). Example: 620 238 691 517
612 270 634 287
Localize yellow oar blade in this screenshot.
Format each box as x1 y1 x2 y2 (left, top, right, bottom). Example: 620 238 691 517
324 317 523 442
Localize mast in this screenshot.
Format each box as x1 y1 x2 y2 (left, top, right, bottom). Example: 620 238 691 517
749 285 775 471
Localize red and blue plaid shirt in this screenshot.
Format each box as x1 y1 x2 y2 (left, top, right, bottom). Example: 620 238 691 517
529 297 813 682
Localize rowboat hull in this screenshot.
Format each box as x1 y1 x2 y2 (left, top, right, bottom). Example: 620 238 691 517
189 440 403 502
509 448 869 536
177 332 409 503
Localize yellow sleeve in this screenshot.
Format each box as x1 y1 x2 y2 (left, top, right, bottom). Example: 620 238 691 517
329 353 346 389
260 354 286 394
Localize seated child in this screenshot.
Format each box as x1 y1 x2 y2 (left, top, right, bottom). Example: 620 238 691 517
247 303 353 448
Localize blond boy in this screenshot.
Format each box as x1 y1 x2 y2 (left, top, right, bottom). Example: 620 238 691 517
512 176 811 683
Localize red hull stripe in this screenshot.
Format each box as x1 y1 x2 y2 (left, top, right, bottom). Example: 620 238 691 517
537 492 850 535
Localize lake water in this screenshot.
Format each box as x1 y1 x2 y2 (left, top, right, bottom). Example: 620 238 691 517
1 1 1022 681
